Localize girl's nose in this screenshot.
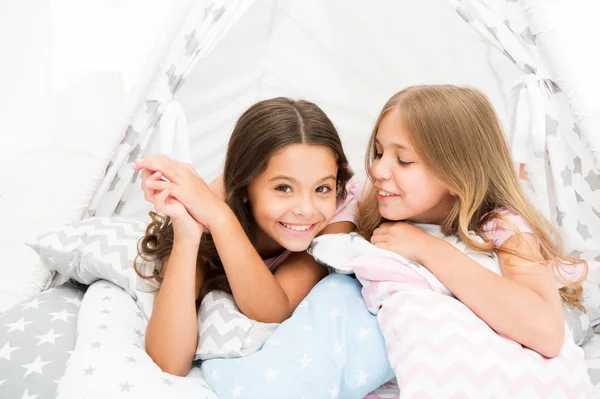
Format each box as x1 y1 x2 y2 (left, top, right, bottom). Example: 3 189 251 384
371 158 391 180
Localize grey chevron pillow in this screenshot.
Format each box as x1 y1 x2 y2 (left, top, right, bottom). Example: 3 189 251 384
27 217 158 319
196 290 278 360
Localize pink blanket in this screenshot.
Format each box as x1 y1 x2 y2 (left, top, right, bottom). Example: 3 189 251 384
311 231 591 398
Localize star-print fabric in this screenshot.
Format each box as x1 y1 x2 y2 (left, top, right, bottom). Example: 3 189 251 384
54 280 218 399
0 282 85 399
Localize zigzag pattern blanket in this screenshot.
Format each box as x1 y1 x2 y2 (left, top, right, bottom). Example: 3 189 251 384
308 227 591 398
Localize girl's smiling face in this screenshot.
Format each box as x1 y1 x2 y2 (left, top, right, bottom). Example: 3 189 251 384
247 143 339 253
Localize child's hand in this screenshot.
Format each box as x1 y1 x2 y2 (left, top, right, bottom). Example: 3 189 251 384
133 156 228 230
370 222 436 264
138 167 203 244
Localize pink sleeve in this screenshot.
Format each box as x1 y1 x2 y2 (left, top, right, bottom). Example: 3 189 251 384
329 176 366 225
481 210 533 248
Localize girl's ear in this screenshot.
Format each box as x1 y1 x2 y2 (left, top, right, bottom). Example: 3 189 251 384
243 196 248 203
449 189 457 197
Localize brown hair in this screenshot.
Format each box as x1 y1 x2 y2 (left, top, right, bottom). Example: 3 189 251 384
136 97 352 302
358 85 587 309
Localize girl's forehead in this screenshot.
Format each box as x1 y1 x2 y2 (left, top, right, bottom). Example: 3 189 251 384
260 144 338 179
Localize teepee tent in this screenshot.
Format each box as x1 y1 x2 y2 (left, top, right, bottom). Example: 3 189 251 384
88 0 599 245
1 0 598 313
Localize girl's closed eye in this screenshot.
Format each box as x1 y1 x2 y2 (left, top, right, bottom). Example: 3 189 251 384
398 158 413 167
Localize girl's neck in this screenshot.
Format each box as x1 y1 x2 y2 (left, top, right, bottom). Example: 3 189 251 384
255 228 286 259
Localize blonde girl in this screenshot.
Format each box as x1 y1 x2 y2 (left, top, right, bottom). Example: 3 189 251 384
359 85 587 358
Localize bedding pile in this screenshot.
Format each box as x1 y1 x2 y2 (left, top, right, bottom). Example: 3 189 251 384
308 229 592 398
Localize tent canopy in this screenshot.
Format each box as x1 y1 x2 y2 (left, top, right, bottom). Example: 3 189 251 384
0 0 598 313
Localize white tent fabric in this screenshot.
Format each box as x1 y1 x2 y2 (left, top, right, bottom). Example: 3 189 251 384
91 0 599 252
1 0 598 312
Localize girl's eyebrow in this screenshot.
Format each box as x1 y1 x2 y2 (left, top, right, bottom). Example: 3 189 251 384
269 175 336 184
375 138 410 150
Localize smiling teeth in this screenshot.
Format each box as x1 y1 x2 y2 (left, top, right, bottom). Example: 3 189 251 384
378 190 396 197
282 223 311 231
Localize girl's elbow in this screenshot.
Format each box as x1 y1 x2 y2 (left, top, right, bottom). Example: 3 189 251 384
535 322 565 358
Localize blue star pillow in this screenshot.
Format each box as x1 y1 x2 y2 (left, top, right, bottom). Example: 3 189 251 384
202 274 394 398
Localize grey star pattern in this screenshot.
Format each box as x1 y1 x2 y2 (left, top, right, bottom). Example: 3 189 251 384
556 208 566 227
97 324 109 331
203 4 214 19
456 6 474 23
211 5 225 21
120 125 139 146
589 368 600 385
104 160 114 175
134 329 144 339
586 170 600 191
101 309 111 315
575 191 584 203
83 366 96 376
90 341 103 349
573 156 582 175
561 166 572 187
135 311 144 320
0 283 84 398
114 200 126 216
577 221 592 240
520 27 536 45
127 144 141 163
573 124 581 139
119 381 133 392
546 115 559 137
162 378 173 386
184 32 199 57
102 296 112 301
145 100 159 115
125 356 138 364
107 175 121 192
593 207 600 220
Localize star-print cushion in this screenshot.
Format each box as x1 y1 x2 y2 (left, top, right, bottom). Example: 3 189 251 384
27 217 159 319
201 274 395 399
0 282 85 399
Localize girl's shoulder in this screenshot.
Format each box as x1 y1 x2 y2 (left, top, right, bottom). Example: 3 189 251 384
480 208 533 249
329 175 367 226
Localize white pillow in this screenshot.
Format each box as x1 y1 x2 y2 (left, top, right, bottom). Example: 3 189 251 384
27 217 158 319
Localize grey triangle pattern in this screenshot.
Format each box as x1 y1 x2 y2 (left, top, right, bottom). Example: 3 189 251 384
575 191 584 203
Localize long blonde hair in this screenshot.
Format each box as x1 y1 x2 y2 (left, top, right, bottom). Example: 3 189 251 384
358 85 587 309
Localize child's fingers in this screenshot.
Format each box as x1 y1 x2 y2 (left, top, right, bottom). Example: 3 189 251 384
146 179 171 192
154 189 170 212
